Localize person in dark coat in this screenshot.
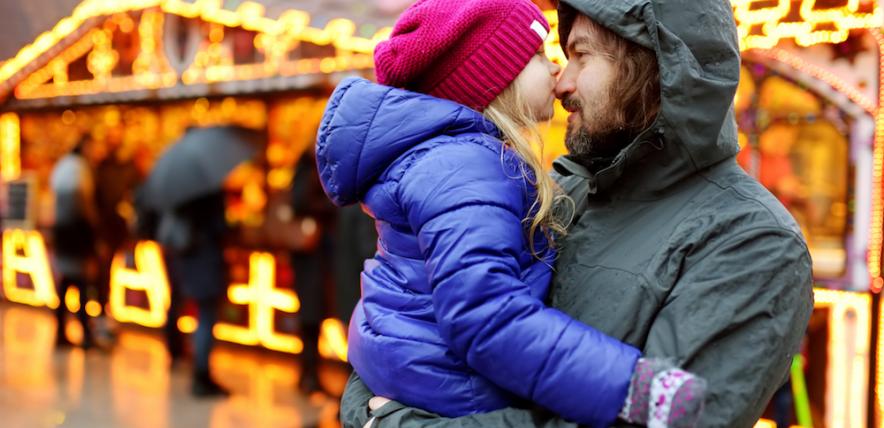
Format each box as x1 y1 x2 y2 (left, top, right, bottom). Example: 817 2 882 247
289 148 338 394
50 141 98 349
94 141 140 319
333 204 377 326
133 185 185 363
159 191 229 397
341 0 814 427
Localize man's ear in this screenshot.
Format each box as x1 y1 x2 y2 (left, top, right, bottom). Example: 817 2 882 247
557 2 578 59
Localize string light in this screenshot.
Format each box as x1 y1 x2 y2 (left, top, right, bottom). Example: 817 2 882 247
0 113 20 181
1 229 58 309
751 48 876 116
870 28 884 428
108 240 171 328
131 9 176 87
869 29 884 294
213 252 304 354
4 0 877 100
814 289 871 428
0 0 390 99
732 0 880 50
318 318 348 362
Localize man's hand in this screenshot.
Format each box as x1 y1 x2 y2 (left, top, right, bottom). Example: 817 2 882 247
362 397 393 428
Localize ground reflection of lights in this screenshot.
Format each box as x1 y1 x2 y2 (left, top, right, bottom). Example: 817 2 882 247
0 306 60 427
110 331 170 428
0 304 347 427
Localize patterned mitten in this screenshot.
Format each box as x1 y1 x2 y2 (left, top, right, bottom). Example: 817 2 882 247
619 358 707 428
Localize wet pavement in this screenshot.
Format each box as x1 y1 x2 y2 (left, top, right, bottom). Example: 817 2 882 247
0 303 347 428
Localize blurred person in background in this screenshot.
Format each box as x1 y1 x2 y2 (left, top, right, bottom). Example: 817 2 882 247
333 204 376 331
158 191 230 397
94 128 141 342
133 184 186 364
50 138 99 349
289 147 337 394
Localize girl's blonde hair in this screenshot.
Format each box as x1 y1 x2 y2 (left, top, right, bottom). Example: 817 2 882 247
483 81 570 257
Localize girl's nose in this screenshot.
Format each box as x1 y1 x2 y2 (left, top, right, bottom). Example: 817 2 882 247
551 62 562 77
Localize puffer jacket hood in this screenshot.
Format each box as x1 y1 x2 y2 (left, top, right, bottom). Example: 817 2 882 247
556 0 741 197
316 77 499 207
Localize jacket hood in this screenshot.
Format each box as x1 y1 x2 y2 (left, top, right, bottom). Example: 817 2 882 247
555 0 741 197
316 77 500 206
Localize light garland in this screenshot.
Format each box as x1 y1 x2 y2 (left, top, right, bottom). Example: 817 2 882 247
1 229 58 310
751 48 877 115
5 0 877 101
814 289 871 428
869 29 884 294
108 240 171 328
214 252 304 354
0 0 390 100
871 27 884 428
732 0 880 50
0 113 20 181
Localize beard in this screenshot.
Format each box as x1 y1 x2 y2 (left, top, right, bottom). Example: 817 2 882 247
562 95 635 169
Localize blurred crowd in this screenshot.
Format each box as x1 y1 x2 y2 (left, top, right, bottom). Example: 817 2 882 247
48 127 375 399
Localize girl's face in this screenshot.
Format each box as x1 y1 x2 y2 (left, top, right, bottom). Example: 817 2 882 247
514 48 562 122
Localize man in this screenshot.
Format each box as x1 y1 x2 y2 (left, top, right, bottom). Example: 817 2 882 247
341 0 814 426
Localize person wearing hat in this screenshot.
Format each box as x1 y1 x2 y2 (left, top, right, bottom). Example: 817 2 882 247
315 0 707 426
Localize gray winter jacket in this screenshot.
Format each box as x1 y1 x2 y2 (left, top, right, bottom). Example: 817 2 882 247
340 0 814 427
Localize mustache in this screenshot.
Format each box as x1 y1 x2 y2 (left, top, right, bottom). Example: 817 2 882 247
561 96 583 112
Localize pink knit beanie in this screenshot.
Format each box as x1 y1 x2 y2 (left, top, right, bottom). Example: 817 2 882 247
374 0 550 111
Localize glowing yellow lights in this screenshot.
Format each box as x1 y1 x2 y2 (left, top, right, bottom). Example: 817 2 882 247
177 315 198 334
732 0 881 50
210 349 305 427
132 9 176 88
543 11 566 66
86 29 119 80
814 289 871 428
871 29 884 294
318 318 349 362
5 0 871 101
754 419 802 428
1 229 58 309
754 420 775 428
85 300 102 317
1 0 390 100
214 252 303 354
752 48 877 116
108 240 171 328
109 331 171 427
65 288 81 313
0 113 21 182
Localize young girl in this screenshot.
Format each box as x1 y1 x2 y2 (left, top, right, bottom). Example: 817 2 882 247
316 0 705 426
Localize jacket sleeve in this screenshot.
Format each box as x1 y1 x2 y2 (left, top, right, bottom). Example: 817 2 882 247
340 372 578 428
398 142 640 426
645 226 814 428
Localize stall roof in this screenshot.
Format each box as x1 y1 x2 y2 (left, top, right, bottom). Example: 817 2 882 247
0 0 414 108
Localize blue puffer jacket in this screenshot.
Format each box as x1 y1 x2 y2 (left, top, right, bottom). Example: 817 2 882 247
316 77 641 426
